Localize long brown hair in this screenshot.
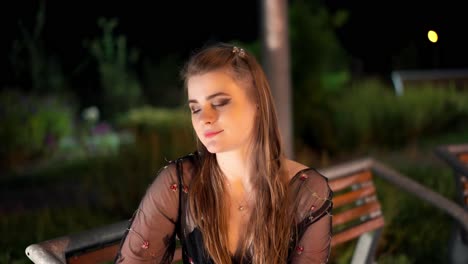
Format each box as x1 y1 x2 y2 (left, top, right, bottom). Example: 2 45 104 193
181 42 292 263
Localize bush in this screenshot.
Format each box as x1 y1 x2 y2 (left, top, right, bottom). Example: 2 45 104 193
116 105 195 160
78 106 198 214
0 90 75 171
327 79 468 153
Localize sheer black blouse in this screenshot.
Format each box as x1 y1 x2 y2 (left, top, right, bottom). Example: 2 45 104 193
115 153 333 263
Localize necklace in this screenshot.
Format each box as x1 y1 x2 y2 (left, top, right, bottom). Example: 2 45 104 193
236 192 253 211
226 182 254 211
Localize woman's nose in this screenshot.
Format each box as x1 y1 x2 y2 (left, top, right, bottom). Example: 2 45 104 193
200 107 216 124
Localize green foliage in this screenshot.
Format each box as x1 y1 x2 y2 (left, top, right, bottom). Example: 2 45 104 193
288 0 351 150
1 106 197 262
0 90 74 171
85 17 142 120
289 0 350 91
141 54 185 107
329 241 355 263
377 254 412 264
371 158 456 263
117 105 196 161
328 79 468 153
117 105 191 130
89 106 196 213
9 0 68 94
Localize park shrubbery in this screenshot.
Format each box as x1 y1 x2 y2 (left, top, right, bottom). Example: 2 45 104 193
299 78 468 157
0 90 75 172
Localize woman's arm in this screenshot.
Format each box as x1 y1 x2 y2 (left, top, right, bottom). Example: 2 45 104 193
115 163 180 263
290 169 333 264
291 209 332 263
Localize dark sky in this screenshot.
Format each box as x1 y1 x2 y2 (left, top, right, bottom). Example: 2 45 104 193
2 0 467 87
325 0 468 74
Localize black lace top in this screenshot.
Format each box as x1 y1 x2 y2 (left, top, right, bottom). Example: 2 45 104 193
115 153 333 263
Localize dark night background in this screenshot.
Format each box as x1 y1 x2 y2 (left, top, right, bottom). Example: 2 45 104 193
2 2 468 263
2 0 468 88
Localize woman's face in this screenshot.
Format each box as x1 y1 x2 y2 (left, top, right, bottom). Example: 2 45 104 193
187 70 257 154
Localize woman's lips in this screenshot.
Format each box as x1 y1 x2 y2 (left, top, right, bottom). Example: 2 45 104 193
204 130 223 138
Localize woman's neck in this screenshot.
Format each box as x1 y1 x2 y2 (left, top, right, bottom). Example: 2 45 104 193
216 150 253 190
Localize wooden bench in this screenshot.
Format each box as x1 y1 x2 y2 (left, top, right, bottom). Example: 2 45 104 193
25 220 183 264
319 160 385 263
435 144 468 209
26 158 468 264
434 143 468 263
318 157 468 263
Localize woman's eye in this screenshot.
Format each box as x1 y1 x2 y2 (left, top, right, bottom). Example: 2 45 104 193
191 108 200 114
212 98 231 107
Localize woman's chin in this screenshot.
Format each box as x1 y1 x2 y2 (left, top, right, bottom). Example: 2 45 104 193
206 146 221 154
204 143 224 154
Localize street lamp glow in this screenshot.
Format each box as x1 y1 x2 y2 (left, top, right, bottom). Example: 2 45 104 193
428 30 438 43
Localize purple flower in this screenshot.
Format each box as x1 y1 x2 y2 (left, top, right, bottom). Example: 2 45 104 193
45 134 57 147
92 122 111 135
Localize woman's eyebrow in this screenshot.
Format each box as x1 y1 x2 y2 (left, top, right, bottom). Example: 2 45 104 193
188 92 230 104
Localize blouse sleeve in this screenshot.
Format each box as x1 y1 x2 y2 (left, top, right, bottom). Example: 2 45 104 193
290 169 333 264
115 162 180 263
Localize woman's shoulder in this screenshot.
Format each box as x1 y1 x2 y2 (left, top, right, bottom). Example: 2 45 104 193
286 159 332 198
286 160 333 224
286 159 328 183
145 151 199 195
165 151 199 167
162 151 200 183
285 159 308 181
286 160 328 186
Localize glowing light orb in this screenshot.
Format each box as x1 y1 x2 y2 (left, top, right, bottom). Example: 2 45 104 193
428 30 438 43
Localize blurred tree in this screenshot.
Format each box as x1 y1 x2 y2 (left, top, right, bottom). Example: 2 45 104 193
289 0 351 152
9 0 69 94
141 54 185 108
85 17 142 121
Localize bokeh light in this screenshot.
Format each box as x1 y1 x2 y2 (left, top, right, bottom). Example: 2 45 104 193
428 30 438 43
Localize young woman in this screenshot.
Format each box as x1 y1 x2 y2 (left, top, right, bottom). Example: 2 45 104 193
115 42 333 264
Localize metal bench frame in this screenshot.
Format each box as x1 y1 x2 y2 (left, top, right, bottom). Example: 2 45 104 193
435 143 468 264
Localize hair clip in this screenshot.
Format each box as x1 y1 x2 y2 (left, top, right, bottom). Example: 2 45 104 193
232 46 246 58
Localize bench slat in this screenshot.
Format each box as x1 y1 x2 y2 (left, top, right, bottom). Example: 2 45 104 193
333 185 376 208
328 171 372 192
68 243 120 264
331 217 385 247
458 153 468 164
332 201 381 226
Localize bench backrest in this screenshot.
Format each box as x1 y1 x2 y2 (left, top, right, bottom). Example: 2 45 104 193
319 160 385 264
329 169 385 247
457 152 468 206
435 144 468 208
